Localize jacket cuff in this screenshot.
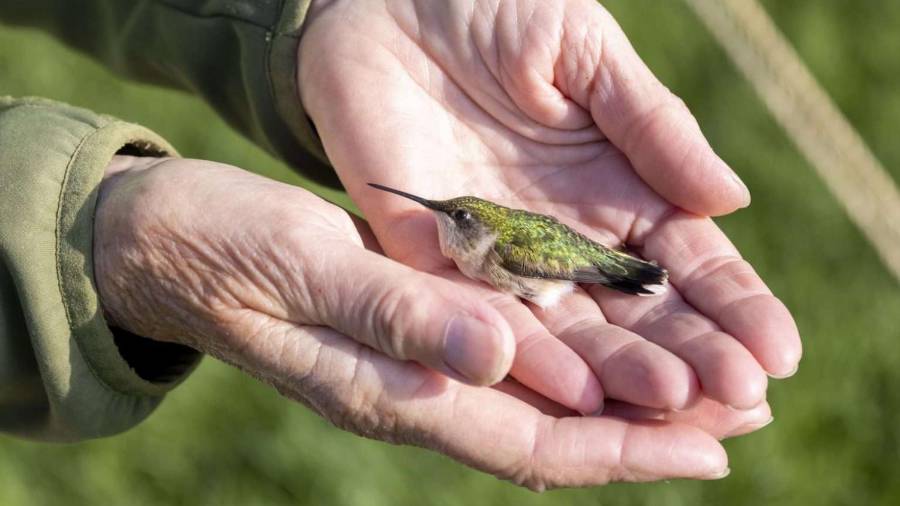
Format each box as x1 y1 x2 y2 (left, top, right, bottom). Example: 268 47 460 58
260 0 345 190
0 97 201 441
269 0 330 170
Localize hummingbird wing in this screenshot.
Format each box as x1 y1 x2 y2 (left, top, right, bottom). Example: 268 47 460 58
492 212 603 282
493 212 668 295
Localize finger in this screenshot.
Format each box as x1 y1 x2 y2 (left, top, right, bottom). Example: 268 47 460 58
639 212 803 377
488 292 605 414
592 284 769 409
429 405 731 490
493 378 576 418
259 321 729 489
557 4 750 215
531 288 700 410
282 240 516 386
604 397 773 440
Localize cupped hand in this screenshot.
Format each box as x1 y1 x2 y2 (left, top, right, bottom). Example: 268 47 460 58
298 0 802 415
92 156 752 489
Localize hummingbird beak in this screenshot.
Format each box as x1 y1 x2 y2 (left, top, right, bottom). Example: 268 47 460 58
368 183 447 211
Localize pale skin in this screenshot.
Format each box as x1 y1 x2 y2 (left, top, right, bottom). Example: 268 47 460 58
299 1 800 414
92 0 802 491
95 158 769 490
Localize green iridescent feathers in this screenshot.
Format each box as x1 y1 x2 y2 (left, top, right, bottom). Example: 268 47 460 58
444 196 668 295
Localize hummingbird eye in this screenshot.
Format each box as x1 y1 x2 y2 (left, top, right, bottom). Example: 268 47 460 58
451 209 471 222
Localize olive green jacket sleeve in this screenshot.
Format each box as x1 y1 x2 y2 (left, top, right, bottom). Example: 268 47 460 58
0 2 335 441
0 97 202 441
0 0 337 188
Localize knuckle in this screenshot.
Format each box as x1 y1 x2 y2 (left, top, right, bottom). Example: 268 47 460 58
276 345 404 442
268 214 312 254
666 91 690 115
503 419 555 492
366 283 419 359
622 90 692 152
340 349 403 440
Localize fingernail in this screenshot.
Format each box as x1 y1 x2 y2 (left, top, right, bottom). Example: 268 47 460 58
706 467 731 480
724 416 774 439
768 363 799 379
730 171 751 208
754 415 775 430
444 315 504 385
587 399 605 417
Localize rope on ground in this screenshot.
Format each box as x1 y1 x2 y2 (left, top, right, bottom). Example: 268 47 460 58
684 0 900 282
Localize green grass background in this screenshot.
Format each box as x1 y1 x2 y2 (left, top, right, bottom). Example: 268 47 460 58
2 1 899 504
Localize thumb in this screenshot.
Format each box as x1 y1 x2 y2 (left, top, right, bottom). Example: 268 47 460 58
299 244 516 386
563 7 751 216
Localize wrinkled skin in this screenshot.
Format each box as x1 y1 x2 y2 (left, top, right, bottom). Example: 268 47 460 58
93 0 802 491
299 0 800 415
95 157 770 490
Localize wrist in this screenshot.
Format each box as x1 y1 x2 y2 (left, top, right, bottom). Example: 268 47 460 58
94 155 164 330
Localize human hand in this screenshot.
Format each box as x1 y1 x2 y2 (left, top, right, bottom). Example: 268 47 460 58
92 156 756 488
297 0 802 415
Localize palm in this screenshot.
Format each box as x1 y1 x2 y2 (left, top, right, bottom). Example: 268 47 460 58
299 0 800 414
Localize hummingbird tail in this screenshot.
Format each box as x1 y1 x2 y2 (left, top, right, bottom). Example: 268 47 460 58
600 254 669 296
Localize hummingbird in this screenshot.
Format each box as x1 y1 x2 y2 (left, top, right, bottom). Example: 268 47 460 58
369 183 668 308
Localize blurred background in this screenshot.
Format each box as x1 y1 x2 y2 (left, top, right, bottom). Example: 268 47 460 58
1 0 899 504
